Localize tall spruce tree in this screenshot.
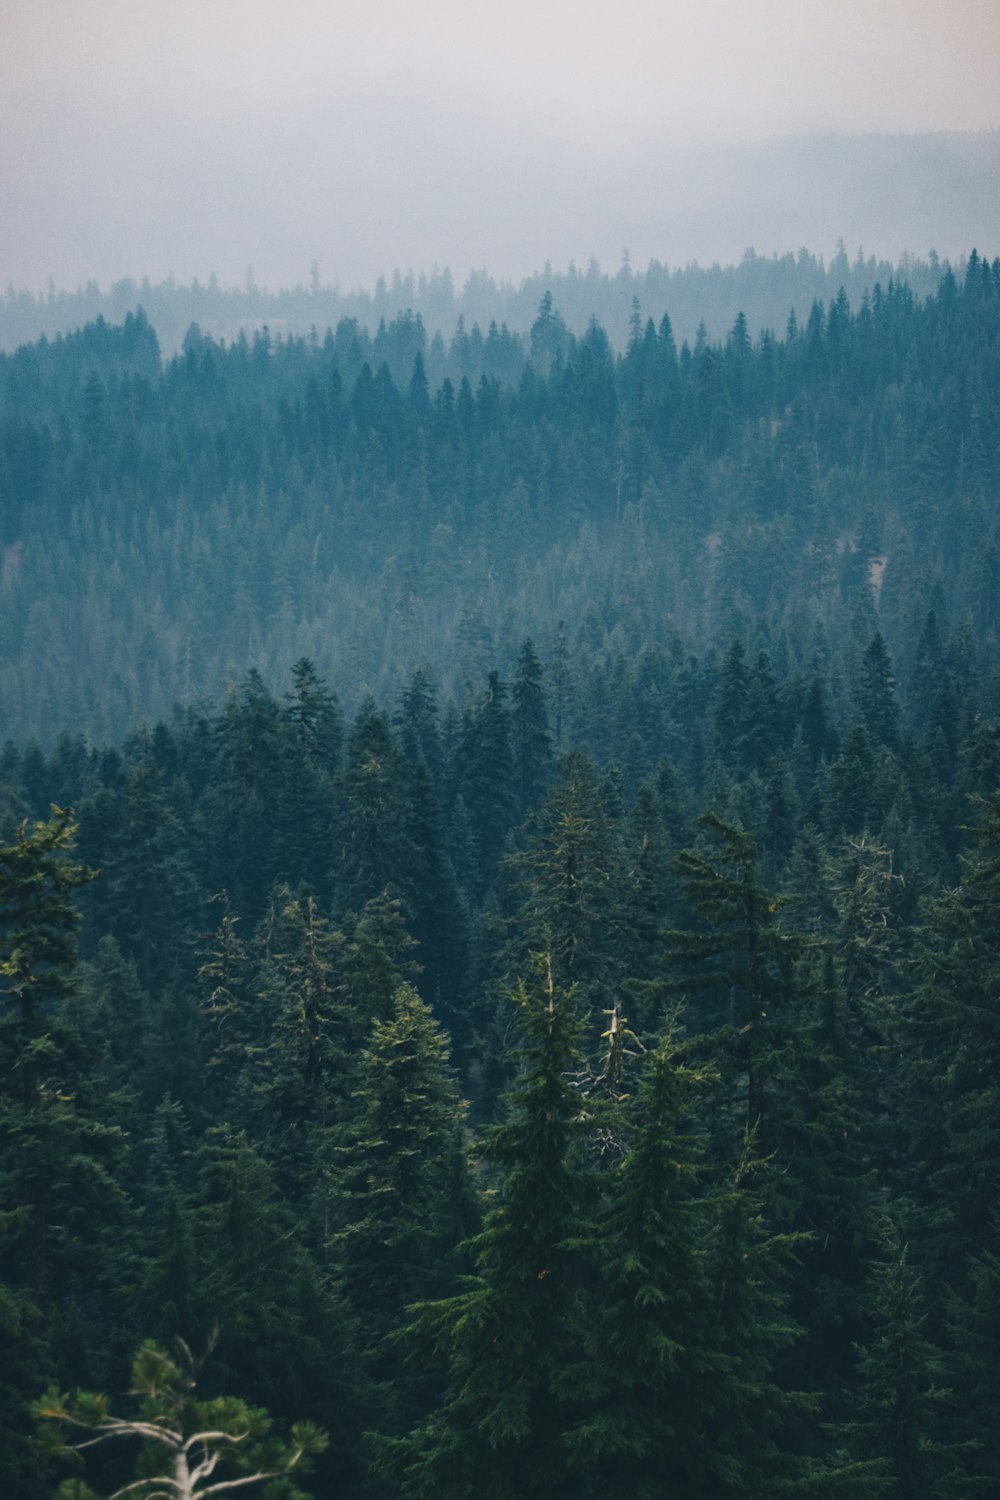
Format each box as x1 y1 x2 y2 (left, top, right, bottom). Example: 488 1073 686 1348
0 811 128 1494
329 982 474 1435
567 1023 719 1496
663 812 802 1147
377 955 592 1499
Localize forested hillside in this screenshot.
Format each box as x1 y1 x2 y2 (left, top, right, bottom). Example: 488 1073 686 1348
2 251 998 746
0 243 950 355
1 250 999 1498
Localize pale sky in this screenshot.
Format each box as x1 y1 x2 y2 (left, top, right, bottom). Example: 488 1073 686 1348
2 0 999 291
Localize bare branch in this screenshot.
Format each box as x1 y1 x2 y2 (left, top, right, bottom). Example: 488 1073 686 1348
188 1448 221 1484
182 1430 251 1454
108 1477 178 1498
197 1471 288 1497
63 1418 178 1452
100 1419 181 1448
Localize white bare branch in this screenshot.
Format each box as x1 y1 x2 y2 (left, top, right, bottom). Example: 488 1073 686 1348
101 1419 181 1447
183 1429 251 1453
196 1471 287 1497
187 1447 221 1485
108 1476 178 1497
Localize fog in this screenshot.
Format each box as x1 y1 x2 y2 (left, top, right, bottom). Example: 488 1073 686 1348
2 0 999 292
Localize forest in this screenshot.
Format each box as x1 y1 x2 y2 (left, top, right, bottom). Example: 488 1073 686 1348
0 248 999 1498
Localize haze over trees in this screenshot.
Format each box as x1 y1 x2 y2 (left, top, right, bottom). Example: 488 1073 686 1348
0 244 998 1497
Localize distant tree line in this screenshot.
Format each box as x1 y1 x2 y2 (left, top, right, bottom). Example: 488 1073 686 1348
0 244 951 355
0 252 997 745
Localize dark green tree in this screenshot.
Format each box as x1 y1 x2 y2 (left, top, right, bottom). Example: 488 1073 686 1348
511 640 553 817
378 956 592 1499
838 1223 957 1499
568 1024 719 1495
37 1337 328 1500
663 812 802 1144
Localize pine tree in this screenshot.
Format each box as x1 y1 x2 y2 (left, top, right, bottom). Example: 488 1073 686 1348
0 811 130 1488
511 640 553 817
378 956 592 1499
277 658 341 899
568 1023 719 1496
512 751 623 1019
189 1127 359 1446
335 699 415 912
250 890 342 1171
697 1158 804 1495
944 1222 1000 1490
900 792 1000 1258
839 1222 957 1499
0 807 97 1106
330 982 474 1430
457 671 517 899
37 1338 328 1500
663 812 802 1146
854 634 899 751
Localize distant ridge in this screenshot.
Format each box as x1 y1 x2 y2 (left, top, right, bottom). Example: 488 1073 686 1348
2 128 996 349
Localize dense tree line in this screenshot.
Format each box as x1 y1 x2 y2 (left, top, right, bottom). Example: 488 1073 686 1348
1 624 998 1496
0 247 998 1496
0 245 949 356
1 252 997 744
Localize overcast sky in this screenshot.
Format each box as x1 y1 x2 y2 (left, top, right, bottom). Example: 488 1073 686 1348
2 0 999 292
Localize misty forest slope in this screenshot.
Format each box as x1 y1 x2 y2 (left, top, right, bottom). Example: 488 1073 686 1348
1 248 999 1500
1 251 998 746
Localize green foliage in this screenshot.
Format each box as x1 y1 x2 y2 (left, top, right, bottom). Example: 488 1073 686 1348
837 1222 959 1499
0 808 96 1097
0 256 999 1495
378 956 593 1498
664 812 803 1141
37 1338 328 1500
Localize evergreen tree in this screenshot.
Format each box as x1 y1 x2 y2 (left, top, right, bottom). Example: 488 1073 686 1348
511 639 553 817
378 956 592 1499
838 1222 957 1499
901 792 1000 1257
330 983 474 1432
854 634 899 751
568 1023 719 1496
335 699 414 912
512 751 623 1019
37 1338 328 1500
663 812 802 1145
0 812 130 1489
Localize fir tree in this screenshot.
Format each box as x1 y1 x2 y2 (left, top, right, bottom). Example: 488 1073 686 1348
378 955 592 1499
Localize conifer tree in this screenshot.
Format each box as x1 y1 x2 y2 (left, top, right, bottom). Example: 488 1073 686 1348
663 812 801 1145
513 751 623 1019
277 658 341 899
330 982 474 1435
378 955 592 1499
336 699 415 912
900 792 1000 1259
854 634 899 751
0 807 96 1105
0 811 129 1489
700 1146 816 1498
944 1225 1000 1490
511 639 553 816
457 671 517 899
37 1337 329 1500
838 1223 957 1499
567 1023 719 1496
